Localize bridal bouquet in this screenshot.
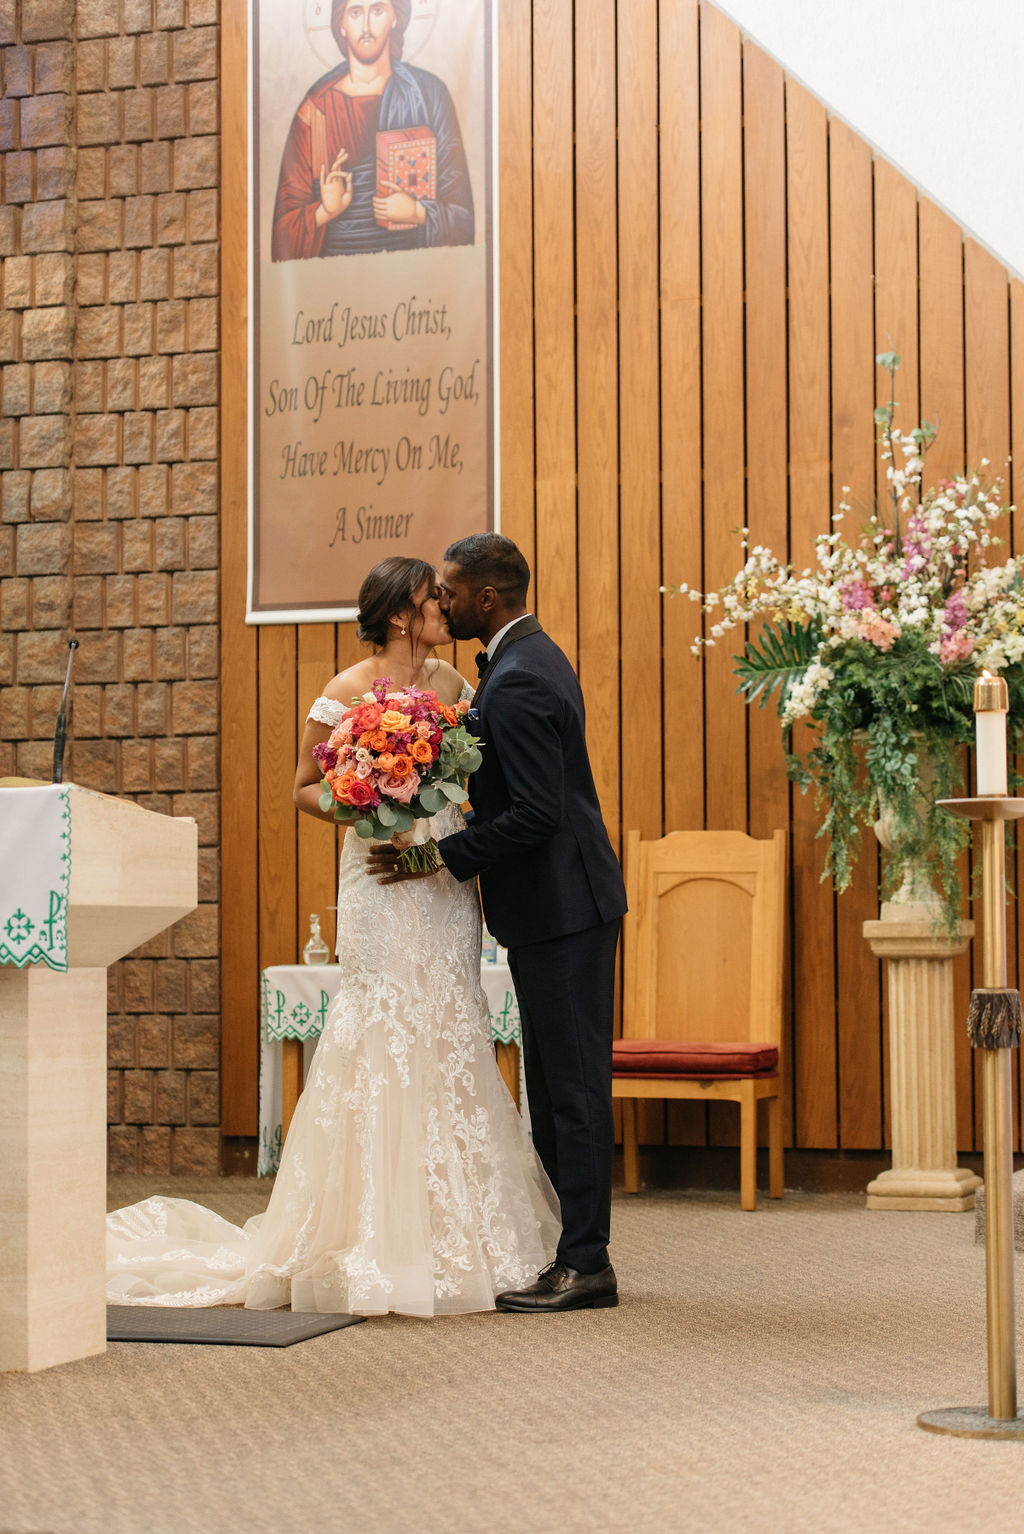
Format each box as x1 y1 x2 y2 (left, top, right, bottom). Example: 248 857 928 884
671 353 1024 918
313 679 482 872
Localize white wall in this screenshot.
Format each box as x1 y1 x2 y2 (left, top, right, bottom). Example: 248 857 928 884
716 0 1024 278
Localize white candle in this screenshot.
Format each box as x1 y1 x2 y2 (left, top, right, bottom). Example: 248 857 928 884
974 672 1009 797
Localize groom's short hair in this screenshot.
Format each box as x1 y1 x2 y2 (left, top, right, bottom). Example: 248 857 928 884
445 533 530 601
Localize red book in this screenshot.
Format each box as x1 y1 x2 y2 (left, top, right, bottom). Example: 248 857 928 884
375 127 437 230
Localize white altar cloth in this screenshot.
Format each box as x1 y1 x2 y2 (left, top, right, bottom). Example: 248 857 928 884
258 959 522 1175
0 785 70 971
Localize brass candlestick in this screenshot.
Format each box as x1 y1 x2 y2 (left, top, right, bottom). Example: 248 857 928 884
919 673 1024 1438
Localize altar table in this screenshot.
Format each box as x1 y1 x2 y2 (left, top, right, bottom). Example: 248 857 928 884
258 960 522 1175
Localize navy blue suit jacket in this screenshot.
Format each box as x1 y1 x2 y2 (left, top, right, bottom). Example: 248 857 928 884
438 620 627 949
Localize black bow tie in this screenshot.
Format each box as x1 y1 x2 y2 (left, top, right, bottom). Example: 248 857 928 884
475 650 490 678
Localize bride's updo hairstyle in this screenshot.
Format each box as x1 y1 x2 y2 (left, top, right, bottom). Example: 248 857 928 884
356 556 437 649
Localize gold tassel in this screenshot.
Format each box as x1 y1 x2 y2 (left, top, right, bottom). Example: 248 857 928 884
966 988 1023 1050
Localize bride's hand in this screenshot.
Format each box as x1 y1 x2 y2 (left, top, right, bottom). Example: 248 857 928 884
365 845 438 885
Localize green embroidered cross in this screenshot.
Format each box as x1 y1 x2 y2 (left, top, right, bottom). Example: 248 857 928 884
4 908 32 942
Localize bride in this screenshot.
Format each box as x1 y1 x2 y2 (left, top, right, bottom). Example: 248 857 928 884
107 556 560 1317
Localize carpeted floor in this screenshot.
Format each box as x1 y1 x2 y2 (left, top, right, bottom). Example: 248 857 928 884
2 1179 1024 1533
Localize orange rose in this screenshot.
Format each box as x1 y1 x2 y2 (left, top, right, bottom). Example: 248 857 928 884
366 729 389 752
409 738 434 764
441 704 458 727
357 731 374 749
379 709 412 733
332 769 361 804
390 755 414 779
376 752 396 773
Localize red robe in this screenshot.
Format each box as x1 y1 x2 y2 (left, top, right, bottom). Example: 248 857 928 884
271 84 380 261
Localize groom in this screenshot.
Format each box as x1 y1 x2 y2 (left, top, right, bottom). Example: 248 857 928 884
375 533 626 1311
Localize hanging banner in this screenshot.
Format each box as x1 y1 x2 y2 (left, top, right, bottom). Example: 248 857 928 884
248 0 495 623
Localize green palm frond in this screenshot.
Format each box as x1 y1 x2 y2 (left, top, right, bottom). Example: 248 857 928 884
733 621 821 713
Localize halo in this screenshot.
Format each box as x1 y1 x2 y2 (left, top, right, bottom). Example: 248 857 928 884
302 0 440 73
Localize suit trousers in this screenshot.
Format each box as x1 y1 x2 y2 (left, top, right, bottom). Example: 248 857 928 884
508 918 621 1274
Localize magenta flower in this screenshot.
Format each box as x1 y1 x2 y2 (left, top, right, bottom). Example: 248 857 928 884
841 578 875 612
943 589 968 632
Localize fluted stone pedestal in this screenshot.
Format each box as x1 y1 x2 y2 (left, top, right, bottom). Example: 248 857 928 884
863 913 980 1211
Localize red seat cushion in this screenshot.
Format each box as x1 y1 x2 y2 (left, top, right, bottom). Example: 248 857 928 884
612 1039 779 1078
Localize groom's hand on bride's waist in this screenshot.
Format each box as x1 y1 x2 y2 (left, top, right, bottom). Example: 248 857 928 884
365 846 440 885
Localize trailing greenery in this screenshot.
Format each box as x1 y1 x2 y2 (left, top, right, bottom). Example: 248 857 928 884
775 630 975 910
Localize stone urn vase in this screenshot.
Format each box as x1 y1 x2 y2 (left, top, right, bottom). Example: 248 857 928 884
872 761 945 923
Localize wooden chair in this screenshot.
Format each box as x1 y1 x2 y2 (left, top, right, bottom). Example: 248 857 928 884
613 829 787 1211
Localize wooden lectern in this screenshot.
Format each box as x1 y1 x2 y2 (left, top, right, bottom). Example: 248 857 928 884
0 786 198 1373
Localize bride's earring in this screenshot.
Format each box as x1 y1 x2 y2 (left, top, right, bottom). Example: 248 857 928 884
401 627 406 636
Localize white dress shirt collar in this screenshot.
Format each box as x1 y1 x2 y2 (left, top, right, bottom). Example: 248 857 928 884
486 613 534 661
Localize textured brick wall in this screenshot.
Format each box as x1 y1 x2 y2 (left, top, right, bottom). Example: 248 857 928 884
0 0 222 1173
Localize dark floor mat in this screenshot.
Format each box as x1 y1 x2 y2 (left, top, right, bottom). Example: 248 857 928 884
107 1305 366 1346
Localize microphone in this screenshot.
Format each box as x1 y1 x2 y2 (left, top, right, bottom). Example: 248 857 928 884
52 638 79 785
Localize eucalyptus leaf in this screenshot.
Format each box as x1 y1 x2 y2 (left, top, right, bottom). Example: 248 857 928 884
376 803 396 826
354 819 375 838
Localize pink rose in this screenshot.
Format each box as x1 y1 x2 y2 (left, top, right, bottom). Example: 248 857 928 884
378 771 418 804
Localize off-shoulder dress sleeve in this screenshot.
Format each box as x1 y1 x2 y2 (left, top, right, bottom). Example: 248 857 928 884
307 696 345 727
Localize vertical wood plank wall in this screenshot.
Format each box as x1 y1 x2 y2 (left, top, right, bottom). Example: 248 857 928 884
220 0 1023 1157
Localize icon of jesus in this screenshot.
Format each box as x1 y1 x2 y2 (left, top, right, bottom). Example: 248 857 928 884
271 0 475 260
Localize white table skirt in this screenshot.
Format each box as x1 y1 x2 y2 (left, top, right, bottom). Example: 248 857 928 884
258 960 523 1176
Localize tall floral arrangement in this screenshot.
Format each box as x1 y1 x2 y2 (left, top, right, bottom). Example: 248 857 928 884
673 354 1024 918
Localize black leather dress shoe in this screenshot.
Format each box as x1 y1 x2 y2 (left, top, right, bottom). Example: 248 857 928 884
495 1261 618 1312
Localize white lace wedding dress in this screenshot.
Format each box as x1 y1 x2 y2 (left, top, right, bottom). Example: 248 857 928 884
106 696 560 1317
